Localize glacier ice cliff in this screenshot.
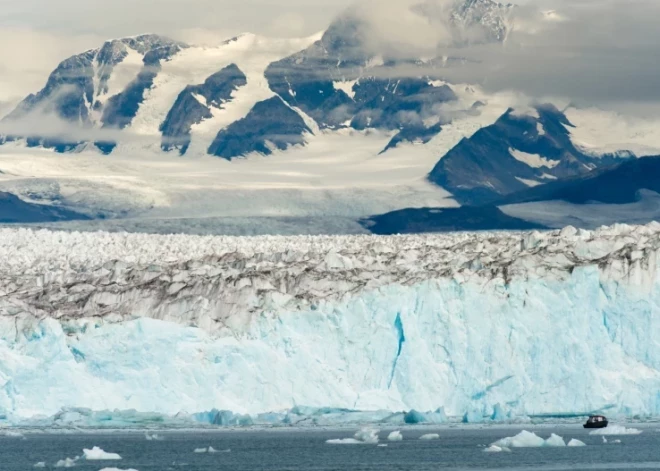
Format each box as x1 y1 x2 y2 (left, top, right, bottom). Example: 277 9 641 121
1 223 660 422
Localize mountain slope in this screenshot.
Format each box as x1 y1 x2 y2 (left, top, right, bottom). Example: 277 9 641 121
498 154 660 205
0 191 89 223
427 105 631 205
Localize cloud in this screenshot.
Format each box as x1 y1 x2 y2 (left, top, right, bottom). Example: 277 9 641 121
440 0 660 107
2 0 659 120
0 28 102 105
336 0 660 109
1 0 353 39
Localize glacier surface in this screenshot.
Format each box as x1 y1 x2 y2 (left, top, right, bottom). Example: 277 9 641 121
1 223 660 423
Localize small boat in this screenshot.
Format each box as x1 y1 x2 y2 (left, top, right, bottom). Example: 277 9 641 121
583 415 609 429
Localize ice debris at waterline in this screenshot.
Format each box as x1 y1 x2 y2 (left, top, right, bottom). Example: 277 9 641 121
492 431 576 448
2 223 660 420
83 447 122 460
145 432 163 440
55 457 78 468
194 446 228 453
419 434 440 441
568 439 587 447
590 425 643 436
327 428 380 444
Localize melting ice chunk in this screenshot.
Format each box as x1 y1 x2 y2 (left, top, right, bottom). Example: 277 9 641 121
567 439 586 447
419 433 440 441
33 463 46 468
492 430 567 448
589 425 642 435
83 447 122 460
483 445 511 453
327 428 380 444
55 457 79 468
387 431 403 441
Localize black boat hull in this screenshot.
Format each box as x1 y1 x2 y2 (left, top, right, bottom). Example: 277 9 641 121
583 421 609 429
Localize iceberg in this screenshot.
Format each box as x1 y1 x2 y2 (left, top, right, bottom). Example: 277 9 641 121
492 431 568 448
419 434 440 441
55 457 78 468
483 445 511 453
327 427 380 445
83 447 121 460
0 223 660 422
33 463 46 468
567 439 586 447
354 428 380 444
387 431 403 441
326 438 364 445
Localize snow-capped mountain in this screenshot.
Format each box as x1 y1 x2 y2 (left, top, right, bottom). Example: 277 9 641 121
428 104 632 206
0 0 513 158
0 0 657 233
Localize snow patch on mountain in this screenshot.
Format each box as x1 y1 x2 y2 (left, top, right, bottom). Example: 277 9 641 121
93 47 143 112
510 148 560 169
119 34 318 153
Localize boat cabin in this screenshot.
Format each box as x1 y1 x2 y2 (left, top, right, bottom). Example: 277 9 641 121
583 415 609 429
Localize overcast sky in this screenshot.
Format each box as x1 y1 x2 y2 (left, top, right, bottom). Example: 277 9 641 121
1 0 659 115
0 0 352 108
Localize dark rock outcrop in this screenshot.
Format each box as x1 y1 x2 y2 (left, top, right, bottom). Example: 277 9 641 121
428 105 631 205
160 64 247 154
208 96 311 160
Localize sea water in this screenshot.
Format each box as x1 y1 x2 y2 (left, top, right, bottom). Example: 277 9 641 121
1 426 658 471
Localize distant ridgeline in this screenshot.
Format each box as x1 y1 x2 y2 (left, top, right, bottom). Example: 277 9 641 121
0 0 512 159
0 0 644 227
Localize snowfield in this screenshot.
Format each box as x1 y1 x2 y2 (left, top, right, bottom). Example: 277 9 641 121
1 223 660 421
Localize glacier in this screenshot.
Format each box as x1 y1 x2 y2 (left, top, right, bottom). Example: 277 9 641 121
1 223 660 424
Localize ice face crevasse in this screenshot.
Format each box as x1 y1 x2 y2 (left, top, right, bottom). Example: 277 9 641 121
1 223 660 420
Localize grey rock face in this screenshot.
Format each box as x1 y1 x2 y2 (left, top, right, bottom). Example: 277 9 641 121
208 96 312 160
428 105 632 206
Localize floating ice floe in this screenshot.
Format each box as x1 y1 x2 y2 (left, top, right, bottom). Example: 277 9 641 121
145 432 164 441
492 431 570 448
83 447 122 460
419 433 440 441
378 444 388 447
589 425 642 436
33 463 46 468
484 445 511 453
327 428 379 444
387 431 403 442
55 457 79 468
567 439 586 447
194 446 230 453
